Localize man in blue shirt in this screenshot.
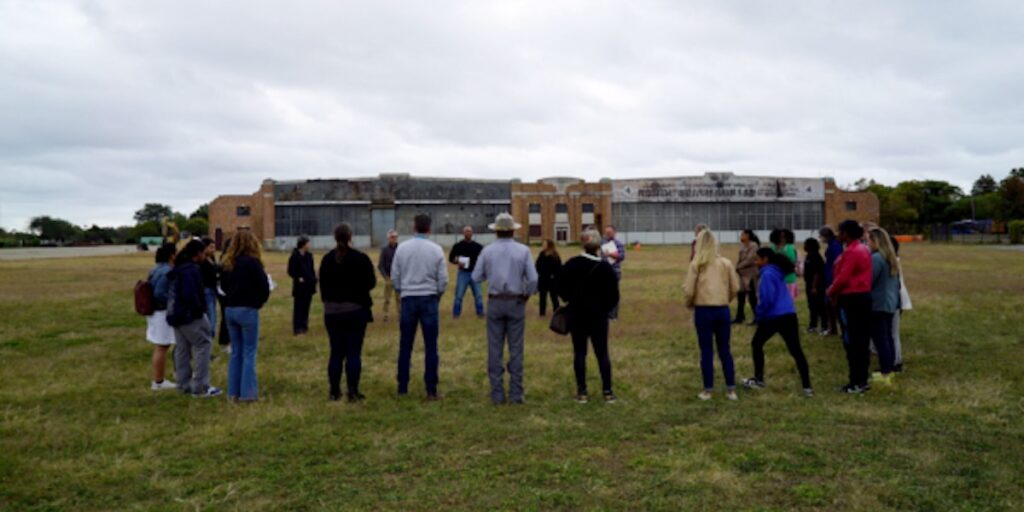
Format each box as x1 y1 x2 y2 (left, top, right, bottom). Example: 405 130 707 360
473 213 538 404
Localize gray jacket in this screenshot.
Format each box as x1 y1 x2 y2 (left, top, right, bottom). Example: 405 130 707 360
870 251 900 313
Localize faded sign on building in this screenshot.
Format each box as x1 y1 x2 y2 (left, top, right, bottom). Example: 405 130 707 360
613 173 825 203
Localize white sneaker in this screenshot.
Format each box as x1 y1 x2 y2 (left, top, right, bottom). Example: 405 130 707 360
222 345 231 355
726 390 739 401
697 390 713 401
151 380 177 391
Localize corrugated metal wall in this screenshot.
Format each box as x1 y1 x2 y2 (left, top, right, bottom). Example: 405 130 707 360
612 201 823 232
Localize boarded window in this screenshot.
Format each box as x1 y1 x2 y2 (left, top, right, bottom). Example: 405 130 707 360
529 225 542 237
236 206 251 217
846 201 858 211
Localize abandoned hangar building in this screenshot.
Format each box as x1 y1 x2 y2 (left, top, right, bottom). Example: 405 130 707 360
208 173 878 250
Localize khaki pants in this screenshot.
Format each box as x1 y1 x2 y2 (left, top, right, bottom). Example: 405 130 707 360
382 279 400 320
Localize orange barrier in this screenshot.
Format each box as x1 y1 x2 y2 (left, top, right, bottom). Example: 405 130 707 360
893 235 924 243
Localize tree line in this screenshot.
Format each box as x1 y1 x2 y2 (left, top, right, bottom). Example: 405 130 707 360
0 203 209 248
857 168 1024 234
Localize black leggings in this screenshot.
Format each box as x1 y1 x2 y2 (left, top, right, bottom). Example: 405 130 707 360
538 283 559 315
751 313 811 389
735 277 758 321
570 317 612 395
325 311 369 396
806 286 825 329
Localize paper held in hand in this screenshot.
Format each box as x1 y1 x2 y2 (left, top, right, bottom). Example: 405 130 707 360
601 241 619 265
457 256 471 270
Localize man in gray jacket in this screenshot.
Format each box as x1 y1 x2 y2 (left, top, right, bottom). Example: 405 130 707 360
391 215 449 400
473 213 538 404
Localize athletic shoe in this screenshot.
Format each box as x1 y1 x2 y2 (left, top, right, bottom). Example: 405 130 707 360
697 391 713 401
742 378 766 389
348 393 366 403
575 394 589 404
819 329 831 336
603 393 617 404
726 390 739 401
194 387 222 398
329 393 342 401
425 393 443 402
151 380 177 391
871 372 895 386
222 344 232 355
839 383 870 394
803 388 815 398
806 327 819 334
894 363 904 373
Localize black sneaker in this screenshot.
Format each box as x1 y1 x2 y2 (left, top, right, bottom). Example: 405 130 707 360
839 383 870 394
329 393 342 401
603 392 617 403
347 393 366 403
742 378 766 389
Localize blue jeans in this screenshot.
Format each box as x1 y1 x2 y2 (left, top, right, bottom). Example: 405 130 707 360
694 306 735 391
398 295 440 395
226 307 260 400
453 270 483 317
204 288 218 334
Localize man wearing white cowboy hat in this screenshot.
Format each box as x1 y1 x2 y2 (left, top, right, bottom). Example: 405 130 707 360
472 212 538 405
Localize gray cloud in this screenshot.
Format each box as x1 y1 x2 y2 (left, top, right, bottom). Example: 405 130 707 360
1 0 1022 229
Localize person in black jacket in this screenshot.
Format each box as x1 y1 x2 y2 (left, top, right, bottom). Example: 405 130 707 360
199 238 219 337
319 223 377 402
168 240 222 397
288 236 318 335
803 238 826 333
221 231 271 402
535 239 562 316
557 229 620 404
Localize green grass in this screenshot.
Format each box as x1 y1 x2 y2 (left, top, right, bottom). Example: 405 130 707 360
1 244 1022 511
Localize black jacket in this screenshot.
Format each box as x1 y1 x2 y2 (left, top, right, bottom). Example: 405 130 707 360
167 262 206 327
287 249 318 297
535 252 562 287
557 254 619 318
200 258 219 290
319 248 377 310
449 240 483 272
221 254 270 309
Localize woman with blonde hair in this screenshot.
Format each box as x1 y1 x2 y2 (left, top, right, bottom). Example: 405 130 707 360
867 227 901 385
683 229 740 400
221 230 271 402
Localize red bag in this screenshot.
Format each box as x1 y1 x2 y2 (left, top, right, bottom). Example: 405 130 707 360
134 280 155 316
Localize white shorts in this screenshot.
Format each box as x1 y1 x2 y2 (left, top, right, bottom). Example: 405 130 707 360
146 310 175 346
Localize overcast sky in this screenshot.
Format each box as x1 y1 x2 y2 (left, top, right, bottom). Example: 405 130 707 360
1 1 1022 230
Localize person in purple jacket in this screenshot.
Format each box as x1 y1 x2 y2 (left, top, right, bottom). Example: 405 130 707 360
741 248 814 397
819 226 844 336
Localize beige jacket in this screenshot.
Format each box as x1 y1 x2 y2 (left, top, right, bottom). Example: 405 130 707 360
683 256 740 308
736 241 760 291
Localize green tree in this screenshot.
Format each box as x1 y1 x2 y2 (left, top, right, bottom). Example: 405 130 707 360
134 203 175 224
29 216 82 243
182 217 209 238
190 203 209 220
999 172 1024 220
972 174 998 195
132 220 162 240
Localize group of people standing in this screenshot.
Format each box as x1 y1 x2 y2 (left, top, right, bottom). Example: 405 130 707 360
143 213 907 405
144 230 270 402
685 219 910 401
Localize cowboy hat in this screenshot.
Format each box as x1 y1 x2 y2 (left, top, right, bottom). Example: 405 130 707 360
488 212 522 232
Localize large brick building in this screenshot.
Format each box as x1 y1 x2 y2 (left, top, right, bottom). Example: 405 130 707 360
209 173 877 249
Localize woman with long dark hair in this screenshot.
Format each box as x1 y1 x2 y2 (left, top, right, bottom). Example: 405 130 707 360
535 239 562 316
733 229 760 324
319 223 376 402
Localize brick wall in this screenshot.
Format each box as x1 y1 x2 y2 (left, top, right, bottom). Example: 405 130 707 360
824 181 880 228
511 178 612 244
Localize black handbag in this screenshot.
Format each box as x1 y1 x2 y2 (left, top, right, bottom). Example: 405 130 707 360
549 306 570 336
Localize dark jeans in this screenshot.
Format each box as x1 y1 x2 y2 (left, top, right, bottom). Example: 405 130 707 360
570 314 612 395
871 311 896 374
398 295 440 395
751 313 812 389
294 293 313 334
325 310 369 397
694 306 735 390
838 293 872 387
806 287 825 329
538 283 559 316
735 277 758 321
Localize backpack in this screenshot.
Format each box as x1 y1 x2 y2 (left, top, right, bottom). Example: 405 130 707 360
134 279 155 316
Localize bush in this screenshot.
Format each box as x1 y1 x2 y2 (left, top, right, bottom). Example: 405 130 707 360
1009 220 1024 244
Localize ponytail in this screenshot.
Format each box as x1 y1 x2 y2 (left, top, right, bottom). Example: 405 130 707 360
333 223 353 263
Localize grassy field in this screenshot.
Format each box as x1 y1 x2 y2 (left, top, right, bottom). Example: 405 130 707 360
1 243 1022 511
